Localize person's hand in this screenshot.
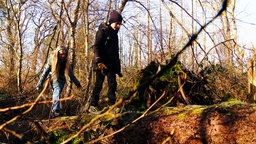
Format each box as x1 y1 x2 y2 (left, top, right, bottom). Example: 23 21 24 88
77 83 82 90
98 63 108 75
98 63 107 70
117 73 123 77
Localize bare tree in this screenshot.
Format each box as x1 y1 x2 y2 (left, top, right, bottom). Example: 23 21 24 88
158 0 165 62
146 0 152 63
2 1 16 94
230 0 244 72
63 0 81 95
30 4 54 76
6 0 32 95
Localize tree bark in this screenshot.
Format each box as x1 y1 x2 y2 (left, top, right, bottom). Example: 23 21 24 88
65 0 81 96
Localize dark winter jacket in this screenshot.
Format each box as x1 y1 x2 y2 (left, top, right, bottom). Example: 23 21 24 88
93 23 121 75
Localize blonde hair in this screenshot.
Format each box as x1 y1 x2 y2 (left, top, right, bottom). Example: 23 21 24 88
51 46 70 80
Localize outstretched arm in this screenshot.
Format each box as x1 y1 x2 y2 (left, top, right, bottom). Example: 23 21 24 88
36 63 51 91
69 68 81 88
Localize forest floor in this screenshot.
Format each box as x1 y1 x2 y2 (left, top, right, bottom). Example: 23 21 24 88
0 96 256 144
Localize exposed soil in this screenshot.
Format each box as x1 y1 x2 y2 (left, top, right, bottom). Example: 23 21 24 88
114 101 256 144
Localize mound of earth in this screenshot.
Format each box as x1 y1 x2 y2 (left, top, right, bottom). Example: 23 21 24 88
114 100 256 144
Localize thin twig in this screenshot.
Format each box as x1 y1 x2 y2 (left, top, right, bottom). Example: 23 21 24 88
2 127 32 143
178 75 190 104
0 96 74 113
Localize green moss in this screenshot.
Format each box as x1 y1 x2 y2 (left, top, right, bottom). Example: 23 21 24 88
163 107 181 115
163 100 255 123
47 130 71 143
177 112 187 119
189 105 206 115
219 100 245 108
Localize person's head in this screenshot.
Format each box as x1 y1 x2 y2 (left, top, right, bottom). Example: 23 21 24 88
57 46 68 60
108 10 123 31
51 46 69 79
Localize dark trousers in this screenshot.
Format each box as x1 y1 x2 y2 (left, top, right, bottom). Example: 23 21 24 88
90 70 117 107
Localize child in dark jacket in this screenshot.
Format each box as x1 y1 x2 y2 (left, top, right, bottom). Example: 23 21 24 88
89 10 123 114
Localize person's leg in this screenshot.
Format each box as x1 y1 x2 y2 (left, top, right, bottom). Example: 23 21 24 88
107 72 117 105
90 71 105 107
52 82 64 112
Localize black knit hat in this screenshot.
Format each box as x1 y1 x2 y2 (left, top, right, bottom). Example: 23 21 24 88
109 10 123 24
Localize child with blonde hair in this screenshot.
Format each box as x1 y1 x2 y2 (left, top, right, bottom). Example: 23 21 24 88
36 46 81 117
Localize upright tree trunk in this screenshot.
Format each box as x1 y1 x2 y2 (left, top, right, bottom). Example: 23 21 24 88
159 0 164 62
6 8 16 92
247 59 256 102
221 9 233 68
134 27 139 67
128 39 133 67
66 0 81 96
168 2 175 58
230 0 243 73
31 26 41 75
16 3 23 95
190 0 195 70
147 0 152 63
84 0 90 63
17 31 23 95
118 0 129 12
